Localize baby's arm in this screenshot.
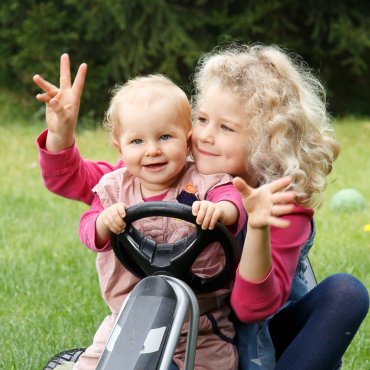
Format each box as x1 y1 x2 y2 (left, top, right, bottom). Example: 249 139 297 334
79 198 126 250
95 202 126 246
33 53 87 153
232 176 296 282
192 200 238 230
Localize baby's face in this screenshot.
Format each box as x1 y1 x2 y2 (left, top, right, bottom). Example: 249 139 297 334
192 84 251 180
116 99 191 196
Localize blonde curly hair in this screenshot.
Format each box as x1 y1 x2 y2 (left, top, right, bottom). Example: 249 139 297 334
192 44 340 207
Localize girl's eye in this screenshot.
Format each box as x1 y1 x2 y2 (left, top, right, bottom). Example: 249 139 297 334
196 117 208 125
221 124 234 132
160 134 170 141
132 139 143 144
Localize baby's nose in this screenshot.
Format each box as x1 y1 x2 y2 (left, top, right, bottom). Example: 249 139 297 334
145 143 161 156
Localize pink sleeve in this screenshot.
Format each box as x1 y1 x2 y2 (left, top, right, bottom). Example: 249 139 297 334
206 183 246 236
36 129 124 205
230 205 314 322
78 195 111 252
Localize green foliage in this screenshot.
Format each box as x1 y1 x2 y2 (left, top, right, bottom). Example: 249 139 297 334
1 0 369 121
0 89 36 124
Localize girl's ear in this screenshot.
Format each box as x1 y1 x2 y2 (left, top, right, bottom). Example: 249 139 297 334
187 129 193 155
112 138 121 153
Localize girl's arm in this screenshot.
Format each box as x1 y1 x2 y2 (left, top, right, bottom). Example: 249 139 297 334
37 129 123 205
34 53 124 205
233 177 296 281
231 207 313 322
33 53 86 153
230 176 314 322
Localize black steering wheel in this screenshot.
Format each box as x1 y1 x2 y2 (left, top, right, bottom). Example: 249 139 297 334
111 202 241 293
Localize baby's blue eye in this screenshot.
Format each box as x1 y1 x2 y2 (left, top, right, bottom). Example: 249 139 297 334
160 134 170 140
132 139 143 144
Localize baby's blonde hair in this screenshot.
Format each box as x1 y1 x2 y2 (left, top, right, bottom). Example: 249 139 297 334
104 74 192 144
192 44 340 207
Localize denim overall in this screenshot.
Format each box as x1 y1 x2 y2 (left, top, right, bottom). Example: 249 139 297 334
234 221 316 370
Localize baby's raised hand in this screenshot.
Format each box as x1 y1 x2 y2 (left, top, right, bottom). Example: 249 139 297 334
33 54 87 152
98 202 127 235
233 177 296 229
192 200 224 230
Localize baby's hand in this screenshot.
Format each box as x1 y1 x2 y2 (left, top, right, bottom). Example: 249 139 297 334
233 177 296 229
98 202 126 235
192 200 224 230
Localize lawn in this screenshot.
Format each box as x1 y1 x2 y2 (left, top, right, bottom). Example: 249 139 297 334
0 117 369 369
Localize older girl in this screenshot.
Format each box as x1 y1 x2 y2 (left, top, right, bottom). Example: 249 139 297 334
190 44 369 369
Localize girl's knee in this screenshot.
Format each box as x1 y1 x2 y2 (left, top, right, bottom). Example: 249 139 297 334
321 273 369 315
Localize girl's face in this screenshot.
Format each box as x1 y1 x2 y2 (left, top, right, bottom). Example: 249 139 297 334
192 84 251 181
115 99 191 197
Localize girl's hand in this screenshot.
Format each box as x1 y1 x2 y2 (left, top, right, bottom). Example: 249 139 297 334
33 53 87 152
233 176 296 229
97 202 127 235
192 200 224 230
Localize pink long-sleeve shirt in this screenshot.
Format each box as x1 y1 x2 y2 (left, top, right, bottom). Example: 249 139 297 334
230 205 313 322
37 129 314 323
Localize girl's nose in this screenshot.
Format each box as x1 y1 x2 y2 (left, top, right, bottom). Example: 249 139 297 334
198 124 215 144
145 142 161 156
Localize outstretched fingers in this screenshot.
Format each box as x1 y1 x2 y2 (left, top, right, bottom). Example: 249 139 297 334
33 74 59 98
232 177 254 198
60 53 87 98
60 53 72 89
271 190 296 204
35 92 53 104
233 175 297 229
271 203 295 217
267 215 291 228
269 179 296 228
72 62 87 99
268 176 292 192
33 54 87 102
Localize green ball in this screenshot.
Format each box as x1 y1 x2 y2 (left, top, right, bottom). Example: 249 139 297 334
330 188 367 211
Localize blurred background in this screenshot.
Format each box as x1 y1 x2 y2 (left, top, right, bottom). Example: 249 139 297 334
0 1 369 369
1 0 370 124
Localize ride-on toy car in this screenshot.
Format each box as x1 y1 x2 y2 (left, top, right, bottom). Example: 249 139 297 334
44 202 241 370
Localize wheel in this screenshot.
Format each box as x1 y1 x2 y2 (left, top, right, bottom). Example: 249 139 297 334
43 348 85 369
111 201 241 293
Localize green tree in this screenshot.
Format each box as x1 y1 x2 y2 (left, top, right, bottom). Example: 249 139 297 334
1 0 369 120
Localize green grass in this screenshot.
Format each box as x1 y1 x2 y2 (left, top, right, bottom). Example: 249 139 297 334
0 117 369 369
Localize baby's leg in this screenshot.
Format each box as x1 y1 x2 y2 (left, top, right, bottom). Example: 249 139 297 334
74 313 117 370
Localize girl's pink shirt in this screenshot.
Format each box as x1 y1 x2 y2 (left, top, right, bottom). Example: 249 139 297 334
231 205 314 322
36 129 314 322
37 129 123 204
